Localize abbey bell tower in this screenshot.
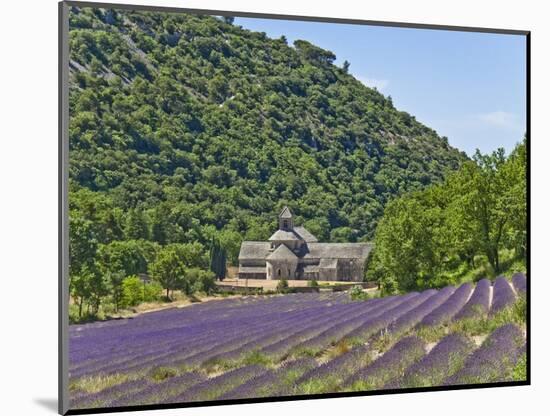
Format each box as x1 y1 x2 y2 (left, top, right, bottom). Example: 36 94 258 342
278 206 294 230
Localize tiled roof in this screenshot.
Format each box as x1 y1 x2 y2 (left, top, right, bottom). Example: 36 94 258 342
267 244 298 260
268 229 300 241
293 226 318 242
303 242 373 260
238 241 271 260
239 239 373 262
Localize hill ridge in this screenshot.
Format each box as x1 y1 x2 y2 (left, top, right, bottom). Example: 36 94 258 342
68 6 467 249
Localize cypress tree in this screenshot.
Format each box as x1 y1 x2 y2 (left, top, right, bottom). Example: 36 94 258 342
209 237 227 280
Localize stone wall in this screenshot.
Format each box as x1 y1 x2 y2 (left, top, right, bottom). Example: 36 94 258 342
266 258 298 280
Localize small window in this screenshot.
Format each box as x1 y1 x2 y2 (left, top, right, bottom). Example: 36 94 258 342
278 269 281 277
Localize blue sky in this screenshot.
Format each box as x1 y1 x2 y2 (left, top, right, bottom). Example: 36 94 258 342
234 17 526 156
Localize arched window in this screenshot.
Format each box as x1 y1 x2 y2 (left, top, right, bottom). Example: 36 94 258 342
277 269 281 277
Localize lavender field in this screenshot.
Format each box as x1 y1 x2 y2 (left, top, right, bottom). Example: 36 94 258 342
69 273 527 410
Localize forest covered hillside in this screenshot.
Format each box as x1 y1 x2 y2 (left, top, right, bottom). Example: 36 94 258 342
68 6 467 266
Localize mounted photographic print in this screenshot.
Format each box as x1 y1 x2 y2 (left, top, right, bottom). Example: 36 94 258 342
58 1 530 414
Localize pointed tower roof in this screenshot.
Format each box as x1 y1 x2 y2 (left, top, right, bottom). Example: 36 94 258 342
279 206 293 219
266 243 297 260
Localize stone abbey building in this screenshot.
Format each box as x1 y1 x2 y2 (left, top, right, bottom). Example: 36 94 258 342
238 207 372 281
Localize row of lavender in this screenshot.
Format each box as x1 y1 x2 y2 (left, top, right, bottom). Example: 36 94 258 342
69 273 526 409
73 323 525 408
69 292 351 377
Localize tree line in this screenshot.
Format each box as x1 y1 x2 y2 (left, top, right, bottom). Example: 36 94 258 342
368 139 527 294
69 214 226 322
67 6 467 256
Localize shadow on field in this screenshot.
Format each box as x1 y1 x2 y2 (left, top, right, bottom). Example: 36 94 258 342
34 398 57 413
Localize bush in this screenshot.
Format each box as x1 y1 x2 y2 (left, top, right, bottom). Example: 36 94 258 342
276 278 289 293
149 367 177 382
380 276 399 296
121 275 162 307
184 268 217 295
349 285 370 301
308 279 319 288
144 281 163 302
121 276 145 307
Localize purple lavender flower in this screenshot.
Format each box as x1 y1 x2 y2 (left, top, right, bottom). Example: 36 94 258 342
260 301 385 359
396 333 475 388
294 345 370 394
292 297 398 354
219 357 317 400
344 336 426 390
169 365 267 403
68 284 527 409
343 292 430 342
444 324 525 385
490 277 516 315
70 293 352 378
108 371 205 408
419 282 473 327
218 369 280 400
454 278 491 320
389 286 455 334
512 272 527 295
70 379 150 409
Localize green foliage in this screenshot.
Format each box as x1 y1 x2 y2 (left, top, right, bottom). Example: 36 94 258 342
342 60 350 74
369 140 526 292
416 296 527 345
217 229 242 266
184 268 217 295
209 238 227 280
124 209 150 240
349 285 370 301
107 271 125 312
148 243 206 299
69 213 98 278
121 275 162 307
298 377 341 395
242 351 272 366
149 367 177 382
121 276 144 307
146 281 163 301
66 6 474 317
68 6 465 253
294 39 336 65
512 352 527 381
71 263 109 319
97 239 159 277
276 278 289 293
308 279 319 288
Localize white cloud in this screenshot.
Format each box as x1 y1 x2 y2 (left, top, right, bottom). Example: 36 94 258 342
477 111 523 131
355 76 390 92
